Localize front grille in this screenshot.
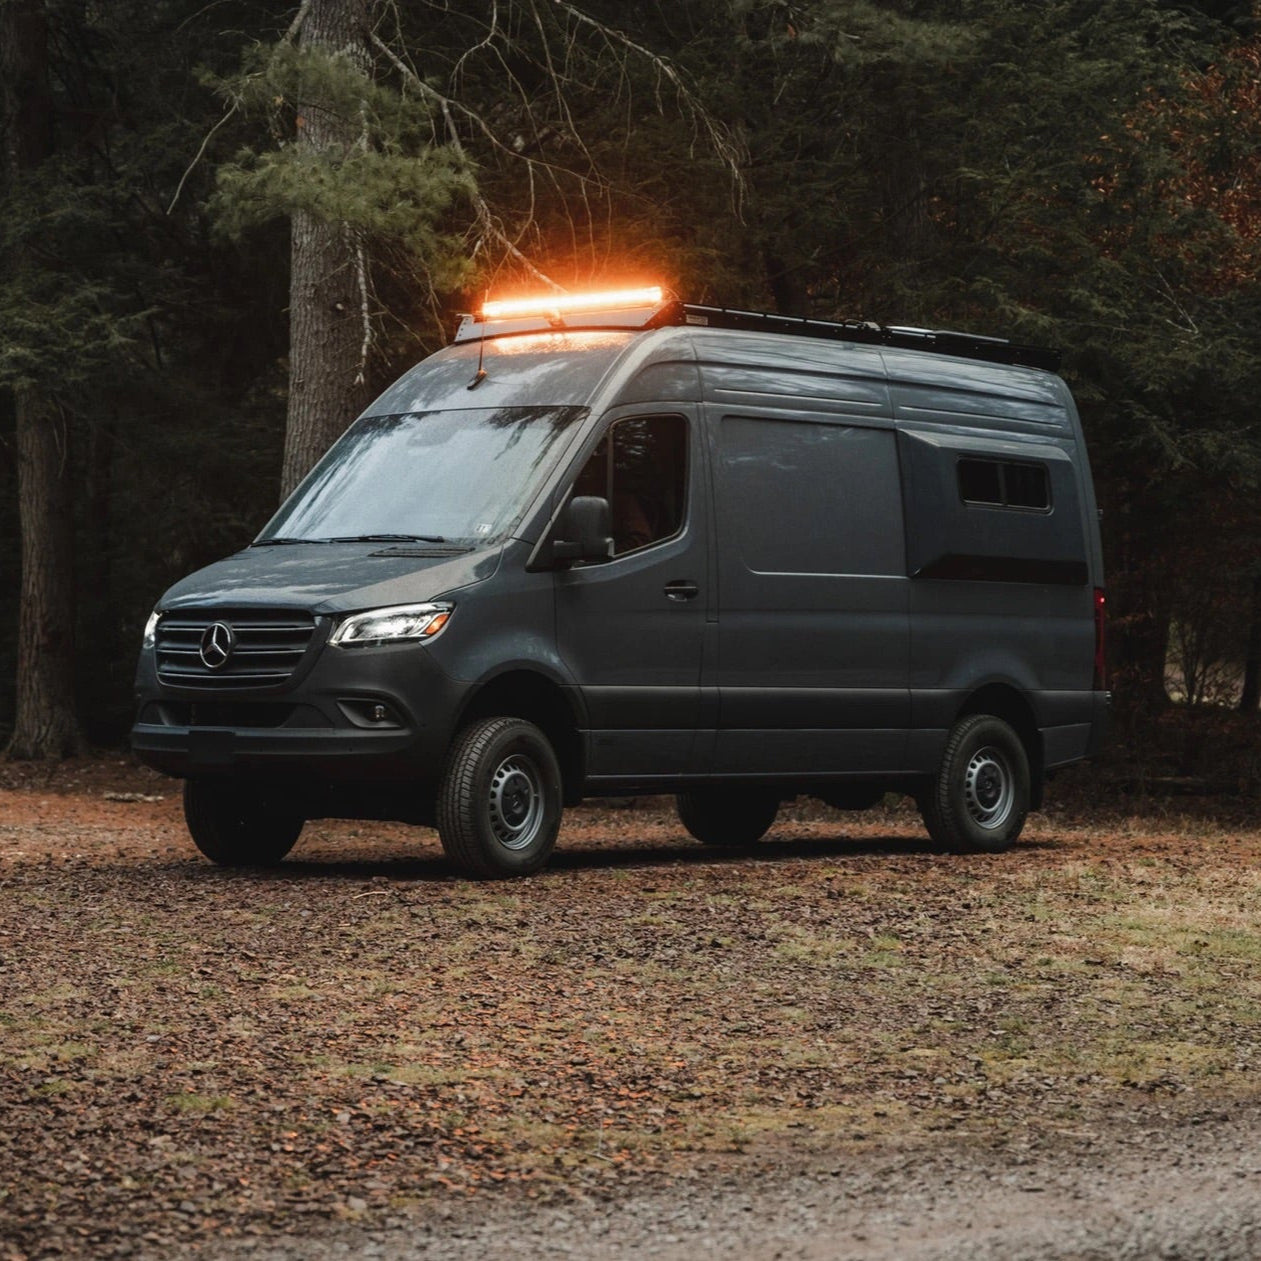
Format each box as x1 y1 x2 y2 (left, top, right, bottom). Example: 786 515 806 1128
156 609 317 690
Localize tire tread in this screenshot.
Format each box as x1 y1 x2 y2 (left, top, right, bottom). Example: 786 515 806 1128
919 713 1029 853
676 789 779 847
436 717 561 878
183 780 302 867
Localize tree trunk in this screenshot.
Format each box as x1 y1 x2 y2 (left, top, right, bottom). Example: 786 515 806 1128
2 0 82 758
282 0 376 498
1240 572 1261 713
82 411 117 737
763 248 807 316
9 393 80 758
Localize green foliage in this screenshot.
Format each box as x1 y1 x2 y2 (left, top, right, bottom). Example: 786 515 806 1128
209 43 473 290
214 144 471 272
0 0 296 739
0 153 146 390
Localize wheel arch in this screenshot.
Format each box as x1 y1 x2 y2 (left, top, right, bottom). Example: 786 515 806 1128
956 683 1045 810
454 669 585 805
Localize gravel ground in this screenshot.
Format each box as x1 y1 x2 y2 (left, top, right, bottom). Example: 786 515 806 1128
225 1103 1261 1260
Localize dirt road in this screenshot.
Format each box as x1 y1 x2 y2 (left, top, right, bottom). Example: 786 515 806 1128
227 1101 1261 1259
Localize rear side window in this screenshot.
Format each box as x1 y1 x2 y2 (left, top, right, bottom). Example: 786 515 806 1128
958 458 1050 511
573 415 687 555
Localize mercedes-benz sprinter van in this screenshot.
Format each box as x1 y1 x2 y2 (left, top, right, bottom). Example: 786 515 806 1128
132 288 1108 877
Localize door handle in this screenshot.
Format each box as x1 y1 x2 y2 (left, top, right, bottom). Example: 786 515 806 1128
663 580 699 602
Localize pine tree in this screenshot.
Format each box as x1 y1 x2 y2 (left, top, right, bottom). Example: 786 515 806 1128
211 1 742 495
1 0 80 758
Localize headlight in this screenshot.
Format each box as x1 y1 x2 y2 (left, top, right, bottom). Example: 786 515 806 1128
142 610 161 650
329 603 453 648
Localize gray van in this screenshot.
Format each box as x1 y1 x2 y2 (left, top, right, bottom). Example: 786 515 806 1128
132 291 1108 877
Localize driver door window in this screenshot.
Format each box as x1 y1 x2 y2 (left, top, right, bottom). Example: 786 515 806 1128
573 415 687 555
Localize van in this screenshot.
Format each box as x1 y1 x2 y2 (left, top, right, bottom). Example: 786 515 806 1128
132 288 1108 877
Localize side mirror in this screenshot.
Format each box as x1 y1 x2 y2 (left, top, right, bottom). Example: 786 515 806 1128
552 495 614 564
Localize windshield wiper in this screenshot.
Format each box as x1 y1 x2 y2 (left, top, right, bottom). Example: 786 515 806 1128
251 536 315 547
323 533 449 544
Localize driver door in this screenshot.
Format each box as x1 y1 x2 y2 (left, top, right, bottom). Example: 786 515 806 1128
554 409 710 781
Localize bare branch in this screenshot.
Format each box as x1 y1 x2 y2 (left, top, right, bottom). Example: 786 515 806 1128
547 0 745 197
450 0 501 83
166 99 239 215
369 29 601 186
369 29 566 291
1150 265 1200 337
284 0 314 45
366 2 745 283
353 230 372 384
526 2 596 176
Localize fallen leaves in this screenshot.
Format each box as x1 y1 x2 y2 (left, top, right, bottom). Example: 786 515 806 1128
0 770 1258 1257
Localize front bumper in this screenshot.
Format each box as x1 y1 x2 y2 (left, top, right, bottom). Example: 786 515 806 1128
131 634 471 783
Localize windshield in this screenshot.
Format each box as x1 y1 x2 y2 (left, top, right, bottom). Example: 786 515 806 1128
257 406 588 545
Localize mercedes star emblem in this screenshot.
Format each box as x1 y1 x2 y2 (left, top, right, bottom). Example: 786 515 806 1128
199 621 235 670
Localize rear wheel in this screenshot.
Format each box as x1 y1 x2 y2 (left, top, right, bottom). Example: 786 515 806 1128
676 788 780 847
919 714 1030 853
183 780 304 867
436 717 563 878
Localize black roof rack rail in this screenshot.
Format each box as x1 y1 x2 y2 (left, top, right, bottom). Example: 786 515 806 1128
656 302 1061 373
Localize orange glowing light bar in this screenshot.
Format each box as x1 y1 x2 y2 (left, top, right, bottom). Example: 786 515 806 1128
481 286 665 320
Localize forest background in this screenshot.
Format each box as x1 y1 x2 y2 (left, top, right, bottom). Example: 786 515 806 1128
1 0 1258 785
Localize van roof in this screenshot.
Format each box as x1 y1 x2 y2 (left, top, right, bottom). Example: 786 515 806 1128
452 296 1061 373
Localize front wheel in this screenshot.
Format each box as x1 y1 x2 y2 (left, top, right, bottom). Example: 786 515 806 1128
676 788 780 847
919 714 1030 853
436 717 563 878
183 779 304 867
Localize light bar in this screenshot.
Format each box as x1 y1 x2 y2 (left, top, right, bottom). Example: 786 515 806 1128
481 286 665 320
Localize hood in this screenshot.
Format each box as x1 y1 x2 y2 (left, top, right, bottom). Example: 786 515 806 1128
159 542 501 615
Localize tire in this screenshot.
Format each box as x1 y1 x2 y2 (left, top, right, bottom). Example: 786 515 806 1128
919 714 1030 853
676 788 780 847
436 717 563 878
183 779 304 867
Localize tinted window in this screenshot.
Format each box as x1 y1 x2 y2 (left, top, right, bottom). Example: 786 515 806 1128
958 458 1050 511
573 415 687 555
958 458 1003 505
1004 462 1051 509
719 418 904 576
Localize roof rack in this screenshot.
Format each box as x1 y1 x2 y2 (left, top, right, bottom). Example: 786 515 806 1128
452 295 1062 373
661 303 1062 372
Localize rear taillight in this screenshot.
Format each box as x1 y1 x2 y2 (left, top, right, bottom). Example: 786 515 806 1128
1093 587 1107 690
